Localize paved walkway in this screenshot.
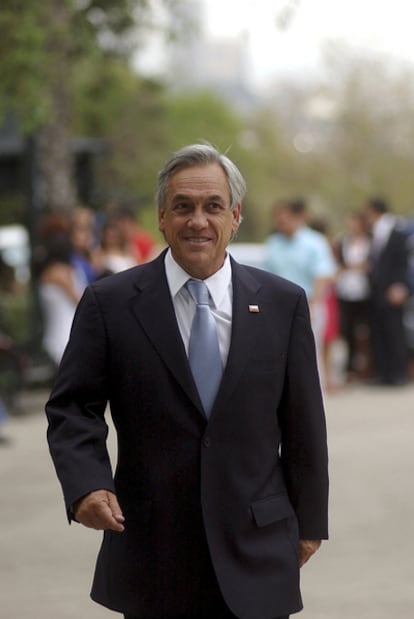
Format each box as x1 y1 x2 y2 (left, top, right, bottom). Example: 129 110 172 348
1 384 413 619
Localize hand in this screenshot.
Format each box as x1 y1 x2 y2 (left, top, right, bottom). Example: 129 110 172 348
386 284 409 306
299 539 322 567
73 490 125 532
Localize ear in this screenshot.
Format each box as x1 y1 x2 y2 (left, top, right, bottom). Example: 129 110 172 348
158 208 166 232
232 203 241 233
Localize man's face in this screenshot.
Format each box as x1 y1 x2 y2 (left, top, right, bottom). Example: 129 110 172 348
158 163 241 279
274 206 299 237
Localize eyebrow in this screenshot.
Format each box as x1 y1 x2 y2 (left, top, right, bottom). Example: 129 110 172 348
171 194 226 204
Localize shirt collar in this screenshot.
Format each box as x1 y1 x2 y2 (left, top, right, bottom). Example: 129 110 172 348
164 249 232 308
373 213 395 238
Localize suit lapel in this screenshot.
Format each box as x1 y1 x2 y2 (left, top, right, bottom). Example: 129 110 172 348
129 254 267 421
210 259 263 417
129 253 203 415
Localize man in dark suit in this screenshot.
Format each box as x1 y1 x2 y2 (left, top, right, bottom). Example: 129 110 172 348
46 144 329 619
365 197 410 385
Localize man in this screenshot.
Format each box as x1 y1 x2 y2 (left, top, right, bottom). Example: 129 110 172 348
364 197 409 385
46 144 329 619
264 199 336 388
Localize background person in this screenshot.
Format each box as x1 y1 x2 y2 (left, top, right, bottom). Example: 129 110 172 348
264 198 336 389
97 218 136 276
33 214 82 367
364 197 410 385
334 212 372 381
309 216 341 391
69 205 101 287
0 255 15 444
46 144 329 619
0 396 9 445
112 205 160 264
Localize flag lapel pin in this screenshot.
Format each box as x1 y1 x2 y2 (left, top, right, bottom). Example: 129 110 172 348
248 305 260 313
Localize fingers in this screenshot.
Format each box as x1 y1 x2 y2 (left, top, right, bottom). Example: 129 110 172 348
107 492 126 527
74 490 125 532
299 539 322 567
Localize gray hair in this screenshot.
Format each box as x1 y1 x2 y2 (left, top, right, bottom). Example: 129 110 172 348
156 143 246 211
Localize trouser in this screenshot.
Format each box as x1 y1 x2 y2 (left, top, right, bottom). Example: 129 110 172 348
125 615 289 618
338 299 370 372
370 300 408 383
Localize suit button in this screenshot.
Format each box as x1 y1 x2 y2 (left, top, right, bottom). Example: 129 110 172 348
203 437 211 448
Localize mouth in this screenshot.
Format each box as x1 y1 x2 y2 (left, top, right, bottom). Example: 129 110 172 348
185 236 211 244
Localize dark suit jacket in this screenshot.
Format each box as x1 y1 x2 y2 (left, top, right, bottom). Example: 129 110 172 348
368 225 409 382
46 251 329 619
369 226 409 301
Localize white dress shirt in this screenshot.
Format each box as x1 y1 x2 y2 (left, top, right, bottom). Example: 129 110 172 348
164 249 233 367
372 213 396 256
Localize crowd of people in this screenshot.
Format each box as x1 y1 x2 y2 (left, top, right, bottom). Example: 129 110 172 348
263 196 412 391
1 190 412 427
27 193 414 394
32 205 161 369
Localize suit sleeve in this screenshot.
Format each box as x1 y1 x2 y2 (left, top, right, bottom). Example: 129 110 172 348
279 289 329 540
45 286 115 521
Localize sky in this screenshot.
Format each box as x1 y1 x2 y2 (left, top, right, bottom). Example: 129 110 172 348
205 0 414 85
135 0 414 89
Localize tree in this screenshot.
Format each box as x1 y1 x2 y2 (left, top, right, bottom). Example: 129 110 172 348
262 43 414 228
0 0 186 212
321 44 414 214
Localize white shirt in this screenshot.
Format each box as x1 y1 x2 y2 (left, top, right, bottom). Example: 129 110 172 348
164 249 233 367
372 213 396 255
335 236 371 301
39 281 77 365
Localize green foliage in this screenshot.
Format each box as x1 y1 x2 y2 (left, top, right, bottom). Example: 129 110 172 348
0 0 157 132
0 194 26 227
0 290 32 346
163 91 243 150
319 46 414 218
3 3 414 237
0 4 50 130
259 44 414 232
163 91 265 240
73 62 170 203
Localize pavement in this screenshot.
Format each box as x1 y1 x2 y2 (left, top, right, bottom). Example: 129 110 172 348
1 383 413 619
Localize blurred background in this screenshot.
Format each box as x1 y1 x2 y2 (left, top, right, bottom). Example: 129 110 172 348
1 0 414 396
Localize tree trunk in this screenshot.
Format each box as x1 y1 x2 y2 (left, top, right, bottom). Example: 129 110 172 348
37 0 76 212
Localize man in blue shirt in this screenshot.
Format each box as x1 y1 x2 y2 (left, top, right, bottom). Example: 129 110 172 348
265 199 336 387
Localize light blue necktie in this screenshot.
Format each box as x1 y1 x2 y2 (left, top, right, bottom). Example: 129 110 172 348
186 279 223 417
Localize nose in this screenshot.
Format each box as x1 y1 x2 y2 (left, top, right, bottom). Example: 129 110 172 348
188 207 208 229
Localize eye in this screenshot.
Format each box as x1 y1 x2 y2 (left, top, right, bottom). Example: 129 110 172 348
207 202 224 212
173 203 191 213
